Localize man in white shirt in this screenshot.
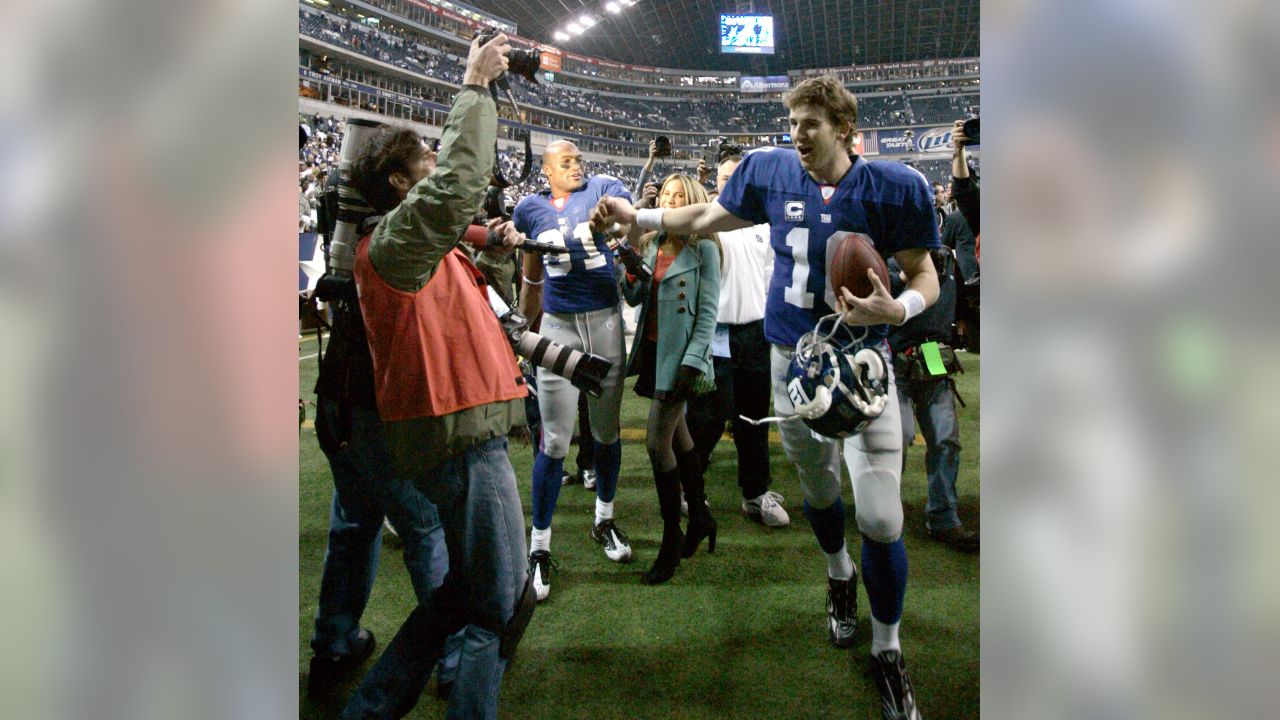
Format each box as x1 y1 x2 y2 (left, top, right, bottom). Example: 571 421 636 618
685 153 790 527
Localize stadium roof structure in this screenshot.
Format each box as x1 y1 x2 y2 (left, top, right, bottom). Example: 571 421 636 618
460 0 979 73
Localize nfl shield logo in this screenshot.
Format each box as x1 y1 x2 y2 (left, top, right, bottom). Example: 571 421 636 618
785 201 804 221
820 185 835 202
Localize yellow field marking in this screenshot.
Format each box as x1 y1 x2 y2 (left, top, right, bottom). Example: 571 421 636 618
617 428 783 445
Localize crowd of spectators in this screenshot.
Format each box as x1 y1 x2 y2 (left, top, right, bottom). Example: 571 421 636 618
298 114 346 231
298 4 980 219
906 156 981 191
300 7 976 135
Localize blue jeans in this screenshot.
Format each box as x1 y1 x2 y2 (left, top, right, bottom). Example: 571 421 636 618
898 377 963 531
342 436 527 720
312 396 450 656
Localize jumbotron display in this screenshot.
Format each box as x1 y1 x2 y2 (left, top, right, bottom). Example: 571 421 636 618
720 14 774 54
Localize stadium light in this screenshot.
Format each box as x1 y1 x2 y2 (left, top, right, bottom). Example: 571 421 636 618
605 2 621 12
579 15 597 28
554 30 570 42
567 22 584 34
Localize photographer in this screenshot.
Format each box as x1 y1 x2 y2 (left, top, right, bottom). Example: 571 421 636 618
950 118 980 240
633 138 664 207
948 118 980 351
339 33 533 720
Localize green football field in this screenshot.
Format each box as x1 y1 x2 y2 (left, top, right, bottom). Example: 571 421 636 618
298 337 980 719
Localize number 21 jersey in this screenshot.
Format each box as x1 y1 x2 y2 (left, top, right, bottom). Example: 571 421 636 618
512 174 633 314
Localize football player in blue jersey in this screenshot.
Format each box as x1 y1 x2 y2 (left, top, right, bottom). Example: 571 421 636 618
514 140 635 601
592 76 939 720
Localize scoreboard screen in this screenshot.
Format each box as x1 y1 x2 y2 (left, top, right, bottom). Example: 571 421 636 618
720 14 774 55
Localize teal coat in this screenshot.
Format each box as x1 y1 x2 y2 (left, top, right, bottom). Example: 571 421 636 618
621 236 721 392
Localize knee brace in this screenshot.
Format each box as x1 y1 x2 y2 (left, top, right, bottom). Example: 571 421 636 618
539 432 571 459
855 509 904 544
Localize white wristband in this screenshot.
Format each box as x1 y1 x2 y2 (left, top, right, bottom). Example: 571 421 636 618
635 208 664 232
894 289 926 325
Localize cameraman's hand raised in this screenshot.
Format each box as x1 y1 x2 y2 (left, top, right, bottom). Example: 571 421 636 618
463 32 510 88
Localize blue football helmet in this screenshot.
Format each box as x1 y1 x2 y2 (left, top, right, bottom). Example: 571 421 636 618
785 315 889 439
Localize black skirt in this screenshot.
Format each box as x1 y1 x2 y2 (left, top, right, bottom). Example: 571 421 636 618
632 338 670 400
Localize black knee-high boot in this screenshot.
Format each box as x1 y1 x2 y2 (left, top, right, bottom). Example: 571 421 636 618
643 466 684 585
676 448 717 558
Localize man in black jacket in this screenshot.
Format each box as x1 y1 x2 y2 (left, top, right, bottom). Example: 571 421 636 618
888 254 979 553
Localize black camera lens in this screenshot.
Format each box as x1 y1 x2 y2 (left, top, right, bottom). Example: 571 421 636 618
508 49 542 82
474 28 541 83
961 117 980 146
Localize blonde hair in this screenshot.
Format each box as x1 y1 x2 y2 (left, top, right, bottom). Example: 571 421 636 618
638 173 722 264
783 75 859 150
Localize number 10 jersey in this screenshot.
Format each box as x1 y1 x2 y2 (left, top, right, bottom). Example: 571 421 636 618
716 148 940 348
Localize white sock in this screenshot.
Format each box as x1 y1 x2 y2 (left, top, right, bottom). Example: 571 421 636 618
530 526 551 553
594 498 614 525
870 618 901 655
824 543 855 581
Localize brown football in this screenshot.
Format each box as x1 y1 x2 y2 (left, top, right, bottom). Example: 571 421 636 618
828 232 890 300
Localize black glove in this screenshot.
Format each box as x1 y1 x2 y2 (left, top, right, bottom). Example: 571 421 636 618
672 365 704 399
616 242 652 281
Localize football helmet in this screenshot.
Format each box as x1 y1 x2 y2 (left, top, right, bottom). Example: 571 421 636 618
785 314 889 439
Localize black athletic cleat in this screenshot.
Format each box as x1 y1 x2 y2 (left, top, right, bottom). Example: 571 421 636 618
868 650 924 720
529 550 557 601
826 572 859 648
590 519 633 563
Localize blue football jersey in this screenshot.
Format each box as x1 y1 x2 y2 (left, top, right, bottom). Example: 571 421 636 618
716 148 940 347
512 175 633 314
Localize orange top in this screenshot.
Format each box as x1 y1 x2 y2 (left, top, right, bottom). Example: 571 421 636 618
354 236 526 421
644 250 678 342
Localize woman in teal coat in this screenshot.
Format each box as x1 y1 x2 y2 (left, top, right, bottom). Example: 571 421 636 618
617 173 722 585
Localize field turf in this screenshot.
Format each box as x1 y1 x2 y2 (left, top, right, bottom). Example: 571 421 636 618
298 337 979 719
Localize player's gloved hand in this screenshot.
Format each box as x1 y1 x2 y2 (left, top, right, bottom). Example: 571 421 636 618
672 365 704 399
615 242 646 276
484 218 525 256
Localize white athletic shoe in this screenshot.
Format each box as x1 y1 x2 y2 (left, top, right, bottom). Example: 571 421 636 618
528 550 555 601
590 520 633 563
580 468 598 490
742 491 791 527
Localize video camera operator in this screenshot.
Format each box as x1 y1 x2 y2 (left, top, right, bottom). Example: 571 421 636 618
338 33 536 720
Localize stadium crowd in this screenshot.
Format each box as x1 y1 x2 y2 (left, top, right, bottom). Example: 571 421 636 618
300 7 976 133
